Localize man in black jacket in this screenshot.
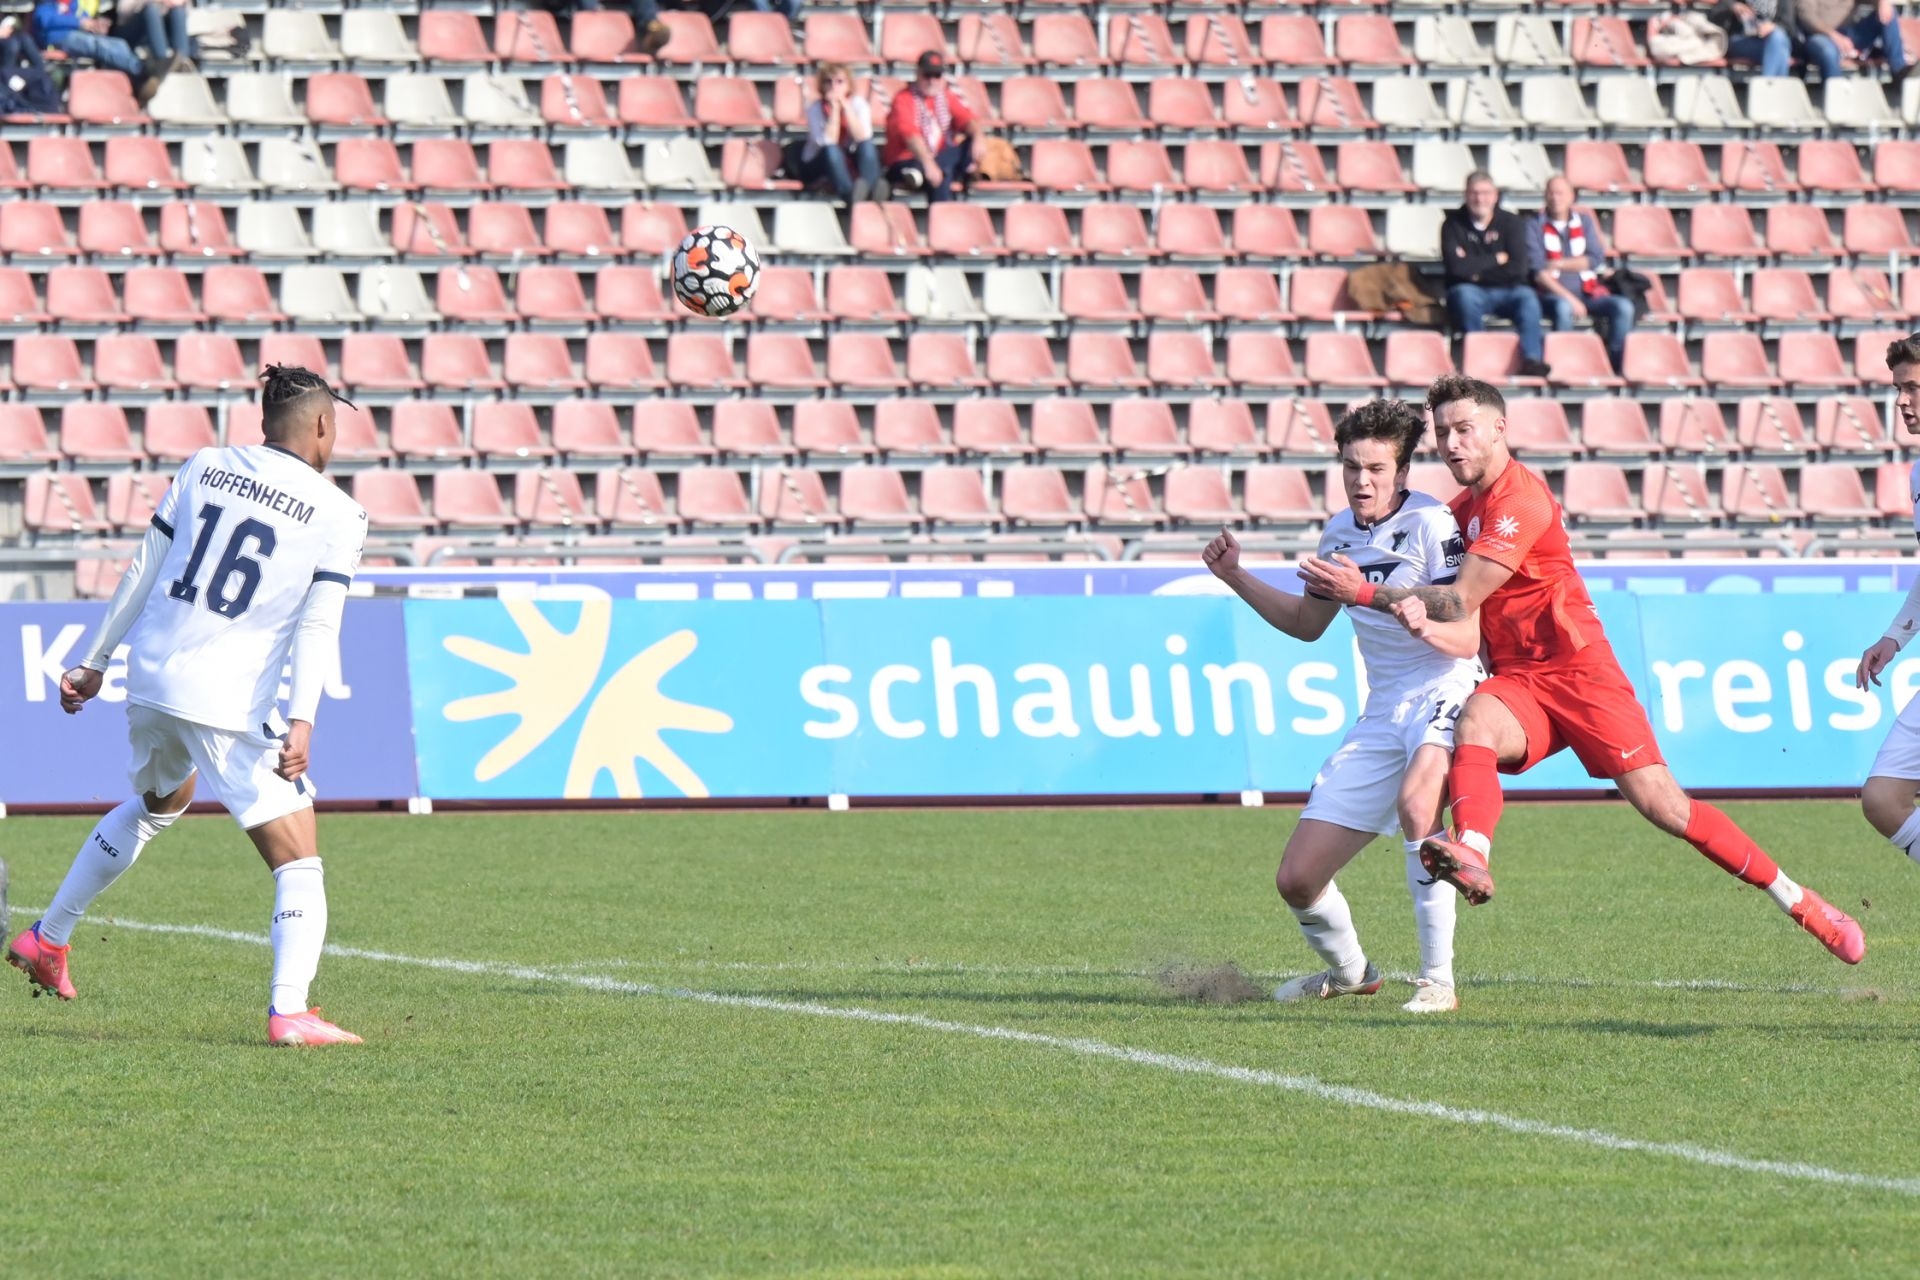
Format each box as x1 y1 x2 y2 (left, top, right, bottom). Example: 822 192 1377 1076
1442 172 1550 378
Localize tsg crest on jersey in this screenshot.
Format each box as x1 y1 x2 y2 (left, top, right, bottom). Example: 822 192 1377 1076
125 445 367 733
1314 492 1482 705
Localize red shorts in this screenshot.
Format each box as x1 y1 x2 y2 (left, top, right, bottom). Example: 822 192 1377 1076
1477 647 1666 780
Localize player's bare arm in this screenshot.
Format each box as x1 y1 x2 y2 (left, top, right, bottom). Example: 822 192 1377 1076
1390 598 1481 660
1299 551 1514 622
1203 528 1340 641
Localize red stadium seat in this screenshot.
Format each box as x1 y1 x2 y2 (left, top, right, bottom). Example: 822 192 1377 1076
66 70 143 126
475 403 558 463
1306 206 1381 259
59 403 140 462
1213 269 1290 325
793 401 872 460
757 467 842 527
1817 396 1892 455
594 266 673 324
1295 78 1375 131
1562 462 1642 522
1690 204 1764 259
1384 331 1455 389
353 472 436 531
1620 332 1702 390
1147 80 1222 133
1642 466 1719 522
1082 465 1165 527
1462 333 1547 390
987 332 1069 391
1062 267 1140 323
1565 140 1645 197
1735 397 1812 454
1305 332 1387 389
545 202 622 258
1722 464 1803 522
1226 332 1308 389
666 333 748 392
1658 397 1735 455
1244 466 1323 525
1031 140 1111 195
93 335 177 393
25 473 111 535
1079 204 1153 259
1701 333 1782 390
143 404 216 463
260 333 330 380
1609 205 1693 259
826 333 910 390
47 266 128 323
1777 331 1857 390
1845 204 1916 256
619 77 694 129
730 11 800 64
1571 17 1649 68
1828 268 1905 324
1765 205 1841 258
77 201 160 258
1752 268 1833 324
1721 141 1799 196
1798 140 1872 196
418 10 495 62
158 202 240 258
0 267 42 325
850 201 928 257
336 138 415 193
488 140 567 193
1187 13 1261 66
920 467 996 525
1001 466 1079 526
1263 140 1339 197
1066 333 1150 390
1140 267 1220 324
1261 16 1336 68
1879 461 1916 517
123 267 203 324
1222 77 1297 133
744 333 830 390
1676 267 1757 324
433 473 517 531
1146 332 1229 391
1189 399 1264 456
882 12 949 69
437 265 516 324
422 333 506 392
413 139 489 193
569 9 645 63
953 400 1032 456
392 203 470 256
838 465 916 529
803 12 876 64
504 334 587 391
174 333 248 391
0 200 76 257
1031 397 1105 456
1579 398 1660 457
28 137 106 191
469 203 548 259
103 137 180 192
908 333 989 391
516 266 595 324
677 469 758 529
1267 400 1337 458
308 72 386 128
1800 463 1879 522
1106 13 1175 68
391 401 475 463
1110 398 1187 459
873 400 953 457
1642 140 1722 197
655 11 724 64
929 204 1004 259
341 333 425 393
1335 14 1413 67
1155 206 1230 261
596 468 680 530
751 267 828 323
1232 206 1307 260
1183 140 1259 196
957 14 1033 70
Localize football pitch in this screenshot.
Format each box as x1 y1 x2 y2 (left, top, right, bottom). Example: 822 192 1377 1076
3 802 1919 1278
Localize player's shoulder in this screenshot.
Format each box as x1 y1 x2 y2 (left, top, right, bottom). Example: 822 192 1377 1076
1491 460 1555 508
1398 490 1461 530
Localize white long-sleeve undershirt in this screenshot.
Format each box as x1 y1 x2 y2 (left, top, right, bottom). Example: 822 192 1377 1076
286 578 349 725
81 520 172 672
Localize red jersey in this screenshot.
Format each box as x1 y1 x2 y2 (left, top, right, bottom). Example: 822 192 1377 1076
882 84 974 169
1448 459 1604 670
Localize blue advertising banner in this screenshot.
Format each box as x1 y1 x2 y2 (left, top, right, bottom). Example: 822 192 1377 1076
402 593 1920 802
0 600 417 806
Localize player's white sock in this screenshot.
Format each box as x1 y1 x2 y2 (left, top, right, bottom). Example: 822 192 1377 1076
39 797 181 946
1458 830 1492 857
1764 869 1803 914
1406 841 1456 987
1890 810 1920 865
269 857 328 1014
1290 881 1367 985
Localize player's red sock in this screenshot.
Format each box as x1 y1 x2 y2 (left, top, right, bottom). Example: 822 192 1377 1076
1448 745 1504 845
1683 801 1780 888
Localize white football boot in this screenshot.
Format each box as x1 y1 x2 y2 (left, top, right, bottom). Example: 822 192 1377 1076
1272 961 1383 1003
1401 978 1459 1013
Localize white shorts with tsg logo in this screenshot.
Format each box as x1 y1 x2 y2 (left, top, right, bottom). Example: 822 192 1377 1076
1300 669 1480 837
126 702 314 830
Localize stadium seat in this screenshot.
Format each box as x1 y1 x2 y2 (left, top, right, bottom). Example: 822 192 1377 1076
1263 140 1338 196
149 74 227 129
101 138 179 195
1305 332 1386 390
1765 205 1842 258
998 466 1077 527
141 403 215 465
1146 332 1230 392
789 401 869 460
436 266 515 324
1067 334 1150 391
663 333 746 393
353 472 436 532
59 403 140 464
1062 267 1139 324
417 334 502 394
1463 333 1548 391
1660 398 1736 457
1223 78 1299 134
747 267 825 325
1231 206 1307 260
1752 269 1832 325
93 335 176 394
170 332 245 392
385 75 464 130
1226 333 1308 389
1643 466 1719 522
1384 331 1455 390
1183 141 1259 196
830 466 913 530
1723 463 1804 522
25 473 111 535
516 267 595 325
1578 398 1660 457
46 266 126 324
1689 204 1764 260
918 467 996 526
1621 333 1704 390
1561 463 1642 523
1609 205 1694 259
594 468 680 531
987 333 1069 391
1701 333 1782 390
958 13 1033 70
1571 16 1649 68
1826 78 1900 131
1082 465 1165 528
341 334 424 394
997 205 1076 262
905 333 986 392
1845 204 1916 256
1108 398 1187 461
1721 141 1799 196
1306 206 1381 259
1244 466 1322 526
74 202 159 260
389 402 475 465
1596 78 1676 132
1777 332 1857 391
1840 269 1911 324
1565 140 1645 198
1030 397 1106 456
1337 14 1414 67
1518 76 1599 132
743 334 829 391
870 400 952 459
1139 268 1220 325
1818 396 1893 456
504 334 588 392
771 203 854 257
666 469 754 531
1267 400 1338 459
1147 80 1223 134
757 468 842 529
1799 463 1879 523
1080 204 1154 260
952 400 1031 457
1800 140 1873 196
433 473 516 532
470 404 557 466
1287 270 1373 324
1677 268 1758 325
927 204 1004 261
65 70 141 127
1503 398 1579 461
803 12 876 64
154 202 237 260
1106 141 1184 195
1735 397 1813 455
1186 400 1263 457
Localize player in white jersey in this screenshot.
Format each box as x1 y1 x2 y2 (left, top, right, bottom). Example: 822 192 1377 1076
1204 400 1483 1012
1854 336 1920 868
7 365 369 1047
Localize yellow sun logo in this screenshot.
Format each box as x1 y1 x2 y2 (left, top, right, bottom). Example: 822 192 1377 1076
440 599 734 799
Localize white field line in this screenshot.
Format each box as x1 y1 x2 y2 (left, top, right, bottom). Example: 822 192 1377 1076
65 912 1920 1199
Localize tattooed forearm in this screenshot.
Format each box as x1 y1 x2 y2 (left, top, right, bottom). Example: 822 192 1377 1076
1368 585 1467 620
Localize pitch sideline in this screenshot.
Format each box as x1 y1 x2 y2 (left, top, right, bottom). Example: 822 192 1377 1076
47 910 1920 1201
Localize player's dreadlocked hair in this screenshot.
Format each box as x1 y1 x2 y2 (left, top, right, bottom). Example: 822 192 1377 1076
1425 373 1505 418
1333 399 1426 471
260 363 355 438
1885 334 1920 373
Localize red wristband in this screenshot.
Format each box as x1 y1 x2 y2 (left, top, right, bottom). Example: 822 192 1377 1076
1354 583 1377 608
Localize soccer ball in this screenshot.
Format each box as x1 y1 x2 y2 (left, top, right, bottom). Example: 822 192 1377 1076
672 225 762 319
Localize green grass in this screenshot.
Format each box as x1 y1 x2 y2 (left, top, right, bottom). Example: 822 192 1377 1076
3 802 1920 1278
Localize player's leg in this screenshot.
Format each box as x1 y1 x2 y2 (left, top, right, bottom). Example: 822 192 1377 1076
9 706 198 1000
1272 731 1399 1002
189 723 361 1045
1420 683 1542 905
1397 742 1458 1011
1613 763 1863 963
1862 695 1920 860
1271 820 1383 1001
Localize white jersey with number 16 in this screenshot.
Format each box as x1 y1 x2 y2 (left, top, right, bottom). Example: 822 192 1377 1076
125 444 367 734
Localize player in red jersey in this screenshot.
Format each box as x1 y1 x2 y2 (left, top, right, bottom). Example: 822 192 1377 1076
1300 374 1864 964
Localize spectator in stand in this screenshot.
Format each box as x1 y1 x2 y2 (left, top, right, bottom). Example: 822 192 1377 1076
1798 0 1910 81
32 0 165 101
801 61 880 204
883 50 975 203
0 15 59 114
747 0 801 20
1442 172 1550 379
114 0 197 73
1705 0 1798 74
1529 175 1637 375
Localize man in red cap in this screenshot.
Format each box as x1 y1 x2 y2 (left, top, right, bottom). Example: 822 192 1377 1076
883 50 975 202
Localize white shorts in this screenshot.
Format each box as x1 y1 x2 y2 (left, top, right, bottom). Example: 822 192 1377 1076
1301 672 1478 837
126 702 315 830
1869 689 1920 781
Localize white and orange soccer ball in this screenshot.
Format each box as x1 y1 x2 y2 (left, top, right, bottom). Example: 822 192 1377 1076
672 224 761 318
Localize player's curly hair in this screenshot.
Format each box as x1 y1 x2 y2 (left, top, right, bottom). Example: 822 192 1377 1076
1885 334 1920 373
1425 373 1505 418
260 363 355 437
1333 398 1426 471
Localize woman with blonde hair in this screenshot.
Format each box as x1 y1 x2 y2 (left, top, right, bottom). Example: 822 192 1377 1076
801 61 880 204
